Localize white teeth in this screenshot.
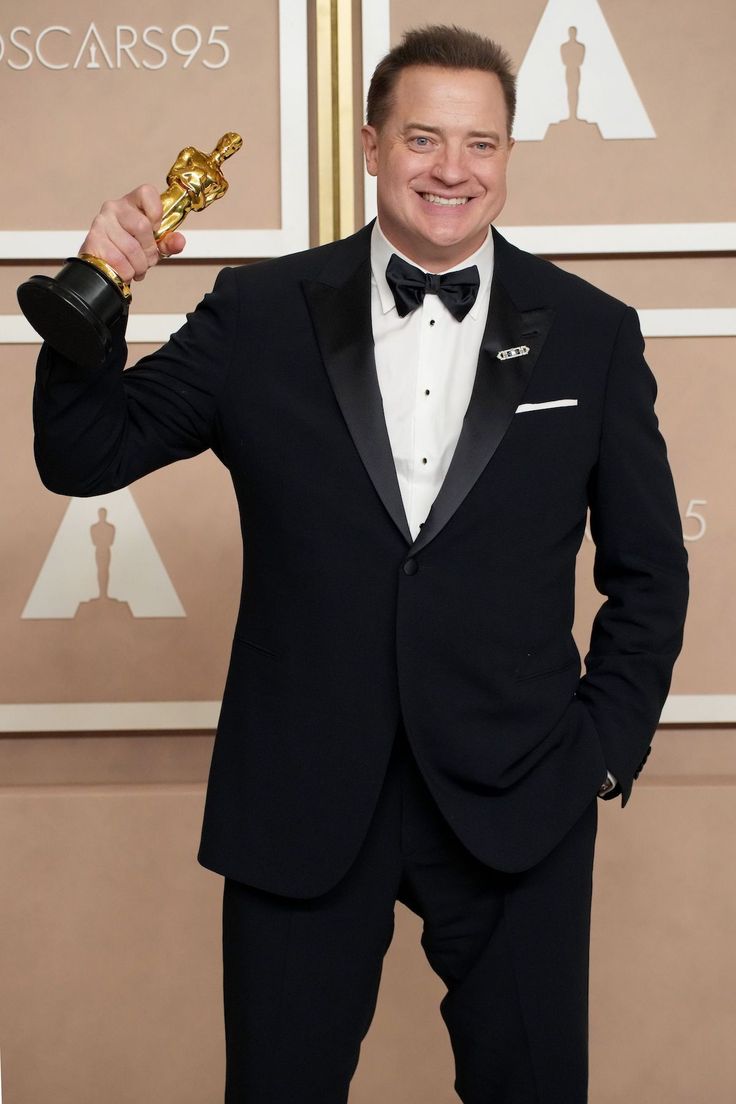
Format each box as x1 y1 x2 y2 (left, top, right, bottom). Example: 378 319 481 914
422 193 469 206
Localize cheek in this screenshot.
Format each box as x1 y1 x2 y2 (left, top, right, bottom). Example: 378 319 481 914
479 169 507 209
493 163 509 190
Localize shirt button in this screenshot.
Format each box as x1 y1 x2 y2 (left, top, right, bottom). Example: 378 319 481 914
424 389 430 396
429 319 436 327
403 558 418 576
421 457 428 464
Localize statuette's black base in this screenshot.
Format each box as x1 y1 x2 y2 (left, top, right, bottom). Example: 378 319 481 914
17 258 128 369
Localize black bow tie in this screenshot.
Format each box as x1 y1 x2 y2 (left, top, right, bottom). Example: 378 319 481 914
385 253 480 322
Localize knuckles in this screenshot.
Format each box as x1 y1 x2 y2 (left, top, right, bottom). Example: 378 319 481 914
83 184 165 281
137 183 161 207
133 213 154 239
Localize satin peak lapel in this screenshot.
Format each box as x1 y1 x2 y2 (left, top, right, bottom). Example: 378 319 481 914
410 278 555 556
303 257 412 544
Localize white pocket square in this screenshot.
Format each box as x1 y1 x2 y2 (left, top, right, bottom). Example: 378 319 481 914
515 399 578 413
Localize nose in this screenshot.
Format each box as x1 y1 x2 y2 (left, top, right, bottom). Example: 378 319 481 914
430 143 469 187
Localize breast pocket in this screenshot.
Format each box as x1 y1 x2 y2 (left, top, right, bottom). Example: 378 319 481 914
515 399 578 414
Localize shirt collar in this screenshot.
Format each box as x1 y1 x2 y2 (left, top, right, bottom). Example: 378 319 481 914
370 219 494 322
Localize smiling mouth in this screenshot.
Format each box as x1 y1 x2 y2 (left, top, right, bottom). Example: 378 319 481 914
421 193 470 206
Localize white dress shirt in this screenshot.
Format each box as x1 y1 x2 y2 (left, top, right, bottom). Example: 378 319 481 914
369 220 617 798
370 220 493 542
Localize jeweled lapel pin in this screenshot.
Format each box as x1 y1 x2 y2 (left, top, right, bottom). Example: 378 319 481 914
497 345 530 361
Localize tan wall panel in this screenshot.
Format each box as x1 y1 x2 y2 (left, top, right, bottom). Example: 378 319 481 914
1 1 280 232
0 784 224 1104
2 744 733 1103
644 727 736 780
389 0 736 225
588 782 736 1104
0 733 214 786
557 257 736 310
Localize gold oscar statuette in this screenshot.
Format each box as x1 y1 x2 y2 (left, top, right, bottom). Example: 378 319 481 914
17 133 243 368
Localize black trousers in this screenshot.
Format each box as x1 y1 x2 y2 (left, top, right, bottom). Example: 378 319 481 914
222 724 598 1103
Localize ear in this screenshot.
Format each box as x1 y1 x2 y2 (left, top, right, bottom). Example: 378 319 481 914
361 125 379 177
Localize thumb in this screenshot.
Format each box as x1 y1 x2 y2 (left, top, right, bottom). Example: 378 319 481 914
158 231 186 257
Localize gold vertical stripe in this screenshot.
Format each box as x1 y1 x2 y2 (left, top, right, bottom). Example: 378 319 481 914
315 0 355 244
331 0 341 240
316 0 335 244
336 0 355 238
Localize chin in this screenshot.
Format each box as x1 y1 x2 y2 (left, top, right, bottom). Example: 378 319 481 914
420 225 484 253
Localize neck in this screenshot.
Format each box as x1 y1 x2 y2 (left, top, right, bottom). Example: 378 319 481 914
378 224 489 273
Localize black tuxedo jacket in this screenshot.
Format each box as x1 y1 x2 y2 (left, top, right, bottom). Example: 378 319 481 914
34 224 688 897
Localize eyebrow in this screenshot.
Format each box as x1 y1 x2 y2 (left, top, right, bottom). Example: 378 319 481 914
403 122 502 142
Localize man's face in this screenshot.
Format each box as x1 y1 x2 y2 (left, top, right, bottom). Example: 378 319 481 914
361 66 514 271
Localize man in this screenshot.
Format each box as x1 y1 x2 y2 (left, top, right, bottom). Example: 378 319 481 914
33 25 688 1104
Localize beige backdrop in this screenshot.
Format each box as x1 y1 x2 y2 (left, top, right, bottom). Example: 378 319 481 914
1 0 735 1102
1 0 280 233
392 0 736 225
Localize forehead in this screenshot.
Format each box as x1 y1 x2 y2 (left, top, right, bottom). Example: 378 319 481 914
387 65 507 131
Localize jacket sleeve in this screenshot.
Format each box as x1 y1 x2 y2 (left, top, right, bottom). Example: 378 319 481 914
33 265 239 496
577 306 689 806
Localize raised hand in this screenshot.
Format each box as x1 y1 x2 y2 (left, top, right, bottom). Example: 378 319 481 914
79 184 186 284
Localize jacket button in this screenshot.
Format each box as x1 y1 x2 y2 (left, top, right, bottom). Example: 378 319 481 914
403 558 418 576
